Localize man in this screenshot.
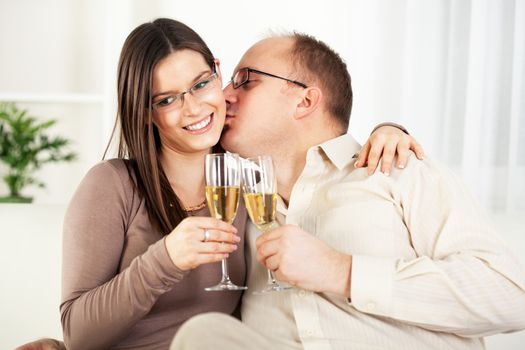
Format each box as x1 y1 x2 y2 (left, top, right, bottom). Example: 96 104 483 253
172 33 525 349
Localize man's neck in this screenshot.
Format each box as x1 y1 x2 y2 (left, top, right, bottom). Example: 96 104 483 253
274 151 307 205
275 128 341 204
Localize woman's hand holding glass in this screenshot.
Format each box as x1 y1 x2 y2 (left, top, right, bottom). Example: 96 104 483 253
164 217 240 271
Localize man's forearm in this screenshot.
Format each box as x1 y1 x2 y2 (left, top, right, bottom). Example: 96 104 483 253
324 252 352 297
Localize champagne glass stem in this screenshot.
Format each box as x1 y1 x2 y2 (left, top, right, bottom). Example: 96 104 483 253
263 227 278 285
267 269 277 285
221 259 230 282
257 226 291 293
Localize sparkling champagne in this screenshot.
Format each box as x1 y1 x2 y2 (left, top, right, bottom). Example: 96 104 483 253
243 193 277 232
205 186 240 224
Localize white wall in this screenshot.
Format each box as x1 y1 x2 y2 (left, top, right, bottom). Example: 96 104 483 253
1 0 524 348
0 205 64 349
0 0 107 204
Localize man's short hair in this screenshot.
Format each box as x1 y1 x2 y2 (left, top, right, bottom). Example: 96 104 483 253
288 33 353 132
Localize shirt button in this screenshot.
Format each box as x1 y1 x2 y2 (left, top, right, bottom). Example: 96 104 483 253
298 290 307 298
367 302 376 311
306 330 314 336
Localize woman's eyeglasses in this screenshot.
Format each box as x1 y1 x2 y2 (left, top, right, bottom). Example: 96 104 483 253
152 72 220 110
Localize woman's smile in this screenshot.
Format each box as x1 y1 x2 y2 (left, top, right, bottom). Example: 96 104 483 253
183 113 214 134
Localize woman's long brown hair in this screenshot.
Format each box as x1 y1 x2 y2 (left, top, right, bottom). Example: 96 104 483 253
104 18 219 235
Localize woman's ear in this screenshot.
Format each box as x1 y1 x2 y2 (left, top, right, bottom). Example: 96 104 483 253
295 86 323 120
214 58 223 86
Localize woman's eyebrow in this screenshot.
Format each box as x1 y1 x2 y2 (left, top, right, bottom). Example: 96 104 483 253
152 70 211 98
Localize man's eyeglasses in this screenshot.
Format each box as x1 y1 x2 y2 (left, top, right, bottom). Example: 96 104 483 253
230 67 307 89
152 71 220 110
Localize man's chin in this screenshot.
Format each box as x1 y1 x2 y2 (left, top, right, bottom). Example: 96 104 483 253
219 129 235 152
219 132 247 156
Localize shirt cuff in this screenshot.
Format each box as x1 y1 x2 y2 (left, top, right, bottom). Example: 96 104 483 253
371 122 409 135
349 254 394 316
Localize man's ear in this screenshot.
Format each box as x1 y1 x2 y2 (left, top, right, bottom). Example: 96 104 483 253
295 86 323 120
214 58 223 86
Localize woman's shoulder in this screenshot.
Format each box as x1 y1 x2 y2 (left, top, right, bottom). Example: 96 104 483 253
75 159 140 204
86 158 136 186
66 159 143 218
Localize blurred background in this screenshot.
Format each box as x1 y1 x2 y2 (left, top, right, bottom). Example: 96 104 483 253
0 0 524 348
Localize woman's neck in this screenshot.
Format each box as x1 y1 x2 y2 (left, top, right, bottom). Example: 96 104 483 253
159 146 209 209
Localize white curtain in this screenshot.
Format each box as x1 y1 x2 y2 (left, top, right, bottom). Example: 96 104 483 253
341 0 525 214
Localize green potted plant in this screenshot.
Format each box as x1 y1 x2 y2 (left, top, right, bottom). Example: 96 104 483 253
0 102 77 203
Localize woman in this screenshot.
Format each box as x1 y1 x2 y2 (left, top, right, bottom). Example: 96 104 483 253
58 18 422 350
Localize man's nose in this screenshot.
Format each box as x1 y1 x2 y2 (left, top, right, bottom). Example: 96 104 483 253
223 83 237 105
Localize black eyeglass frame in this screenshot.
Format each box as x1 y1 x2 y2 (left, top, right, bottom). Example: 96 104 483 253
230 67 307 89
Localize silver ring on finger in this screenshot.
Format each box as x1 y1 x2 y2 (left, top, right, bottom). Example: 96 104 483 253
202 230 211 242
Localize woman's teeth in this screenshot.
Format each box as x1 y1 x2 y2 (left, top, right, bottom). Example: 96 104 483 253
184 115 212 131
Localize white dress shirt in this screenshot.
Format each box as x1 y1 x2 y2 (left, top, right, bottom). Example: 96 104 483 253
241 133 525 350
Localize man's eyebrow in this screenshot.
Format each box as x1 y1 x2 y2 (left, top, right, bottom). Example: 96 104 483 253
152 70 211 99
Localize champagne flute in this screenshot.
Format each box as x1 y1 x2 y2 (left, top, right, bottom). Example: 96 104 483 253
241 155 291 293
204 153 247 291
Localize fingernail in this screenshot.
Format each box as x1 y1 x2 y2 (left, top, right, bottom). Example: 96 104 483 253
398 164 405 169
384 171 390 176
234 236 241 242
233 245 238 250
354 161 359 168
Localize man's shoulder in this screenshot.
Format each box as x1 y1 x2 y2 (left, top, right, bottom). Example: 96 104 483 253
395 153 448 177
387 153 462 192
339 152 447 185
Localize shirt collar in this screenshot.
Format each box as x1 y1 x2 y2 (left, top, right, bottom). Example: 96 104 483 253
276 195 288 216
317 133 362 170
